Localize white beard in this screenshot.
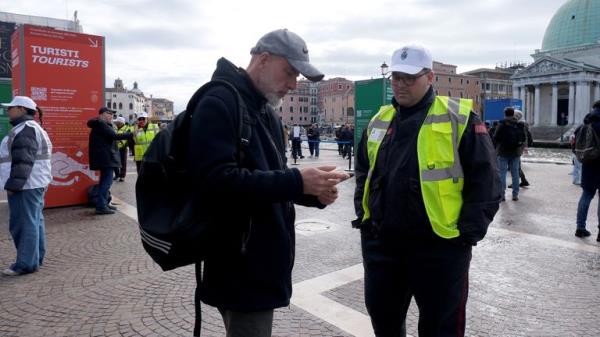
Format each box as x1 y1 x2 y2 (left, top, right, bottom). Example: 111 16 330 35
265 93 283 109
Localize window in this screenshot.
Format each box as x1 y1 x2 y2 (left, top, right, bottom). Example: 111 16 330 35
290 106 293 113
290 96 294 102
448 77 452 83
112 102 117 109
460 92 463 98
436 76 439 82
485 83 491 90
129 103 133 110
435 90 439 95
460 79 463 85
279 107 282 112
448 91 452 96
338 84 342 89
499 84 505 92
118 103 123 110
291 117 293 121
466 80 470 84
112 94 116 98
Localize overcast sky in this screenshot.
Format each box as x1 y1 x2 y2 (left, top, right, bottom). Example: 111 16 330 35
10 0 567 112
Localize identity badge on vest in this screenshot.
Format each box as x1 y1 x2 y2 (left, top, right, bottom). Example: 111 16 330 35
369 128 385 143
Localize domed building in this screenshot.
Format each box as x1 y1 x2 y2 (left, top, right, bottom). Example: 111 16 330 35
511 0 600 132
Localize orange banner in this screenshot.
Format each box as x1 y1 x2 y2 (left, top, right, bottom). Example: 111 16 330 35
12 25 105 207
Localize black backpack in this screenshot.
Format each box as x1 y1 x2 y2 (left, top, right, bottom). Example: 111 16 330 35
502 122 527 149
574 123 600 164
135 80 252 271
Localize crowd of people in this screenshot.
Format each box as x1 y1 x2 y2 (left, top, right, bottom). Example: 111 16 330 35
1 28 599 337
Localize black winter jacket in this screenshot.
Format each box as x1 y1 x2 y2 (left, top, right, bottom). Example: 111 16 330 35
581 109 600 191
354 88 501 245
494 118 528 157
189 58 324 311
87 118 131 170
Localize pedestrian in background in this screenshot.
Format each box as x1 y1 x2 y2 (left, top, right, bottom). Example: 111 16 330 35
353 44 500 337
291 124 304 159
307 123 320 158
133 111 160 173
88 107 132 215
494 107 528 201
1 96 52 276
113 116 130 182
574 101 600 240
570 126 583 185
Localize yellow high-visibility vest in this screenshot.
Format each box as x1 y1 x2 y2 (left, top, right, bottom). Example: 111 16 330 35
115 125 130 149
134 123 159 161
361 96 471 238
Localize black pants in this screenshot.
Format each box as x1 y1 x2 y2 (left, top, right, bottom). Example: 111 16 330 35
117 148 127 179
361 231 472 337
291 138 303 158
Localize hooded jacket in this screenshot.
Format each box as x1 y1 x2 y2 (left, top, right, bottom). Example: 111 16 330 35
189 58 323 311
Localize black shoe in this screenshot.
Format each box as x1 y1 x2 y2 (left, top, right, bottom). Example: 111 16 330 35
512 196 519 201
95 208 115 215
508 184 513 188
107 204 117 211
575 229 591 238
520 181 530 187
300 156 305 159
119 178 124 182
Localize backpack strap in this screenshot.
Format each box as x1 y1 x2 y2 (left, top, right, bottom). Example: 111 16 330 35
181 79 253 165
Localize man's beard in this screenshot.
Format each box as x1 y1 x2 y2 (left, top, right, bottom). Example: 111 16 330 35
265 93 283 109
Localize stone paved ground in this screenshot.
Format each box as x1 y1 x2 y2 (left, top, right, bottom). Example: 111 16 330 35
1 144 599 336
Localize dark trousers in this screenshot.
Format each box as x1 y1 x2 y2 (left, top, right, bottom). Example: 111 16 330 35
308 140 320 157
337 141 344 155
218 308 273 337
135 160 141 174
291 138 303 158
97 168 114 210
361 231 472 337
342 143 352 158
117 147 127 179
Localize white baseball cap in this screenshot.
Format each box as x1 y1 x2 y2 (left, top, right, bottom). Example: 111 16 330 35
1 96 37 110
113 116 126 124
389 44 433 75
137 112 149 119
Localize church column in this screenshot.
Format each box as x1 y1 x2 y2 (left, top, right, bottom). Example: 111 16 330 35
575 81 591 124
551 82 558 126
595 81 600 104
512 85 519 100
534 84 541 126
568 82 575 125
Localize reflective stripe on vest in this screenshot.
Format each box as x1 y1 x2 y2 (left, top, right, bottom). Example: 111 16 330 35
134 124 159 161
361 96 472 239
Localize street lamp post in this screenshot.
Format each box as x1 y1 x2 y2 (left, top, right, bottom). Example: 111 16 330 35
381 61 389 105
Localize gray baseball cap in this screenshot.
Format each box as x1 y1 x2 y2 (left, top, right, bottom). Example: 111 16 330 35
250 29 324 82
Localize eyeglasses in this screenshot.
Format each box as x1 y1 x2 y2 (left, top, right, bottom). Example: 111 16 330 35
137 117 146 121
388 69 430 86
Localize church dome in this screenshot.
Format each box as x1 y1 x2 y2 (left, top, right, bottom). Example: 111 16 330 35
541 0 600 51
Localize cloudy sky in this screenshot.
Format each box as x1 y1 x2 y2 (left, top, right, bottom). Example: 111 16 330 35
10 0 567 112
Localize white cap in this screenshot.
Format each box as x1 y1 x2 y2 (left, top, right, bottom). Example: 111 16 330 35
389 44 433 75
1 96 37 110
137 112 149 119
514 109 524 121
113 116 126 124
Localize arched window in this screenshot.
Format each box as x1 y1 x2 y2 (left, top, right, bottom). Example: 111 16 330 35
129 103 133 110
112 102 117 109
118 103 123 110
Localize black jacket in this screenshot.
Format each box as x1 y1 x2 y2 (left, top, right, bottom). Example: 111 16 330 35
87 118 131 170
189 58 323 311
354 88 501 245
494 118 527 157
581 109 600 190
307 127 320 141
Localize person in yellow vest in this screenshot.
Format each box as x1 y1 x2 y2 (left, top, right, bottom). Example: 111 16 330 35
352 44 501 337
113 116 130 182
133 111 160 173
